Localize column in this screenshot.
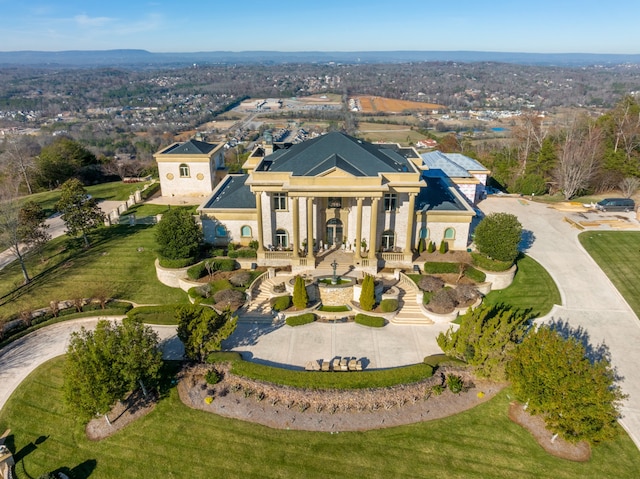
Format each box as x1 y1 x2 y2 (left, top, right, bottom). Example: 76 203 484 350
292 196 300 258
405 193 417 253
306 197 314 259
368 197 379 259
355 197 363 258
255 191 264 253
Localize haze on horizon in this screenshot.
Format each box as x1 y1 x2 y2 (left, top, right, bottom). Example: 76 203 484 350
0 0 638 55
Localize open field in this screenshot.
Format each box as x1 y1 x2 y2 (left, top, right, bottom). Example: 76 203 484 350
579 231 640 317
354 95 444 114
1 357 638 479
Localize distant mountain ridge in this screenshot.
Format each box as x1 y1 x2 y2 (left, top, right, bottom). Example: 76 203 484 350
1 49 639 67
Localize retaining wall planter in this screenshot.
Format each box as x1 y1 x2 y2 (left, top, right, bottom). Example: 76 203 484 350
478 264 517 290
155 258 191 288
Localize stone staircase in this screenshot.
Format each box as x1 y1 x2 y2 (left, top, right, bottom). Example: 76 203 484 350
237 275 291 324
391 283 434 325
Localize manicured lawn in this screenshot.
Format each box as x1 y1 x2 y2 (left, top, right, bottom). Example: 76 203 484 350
579 231 640 317
0 224 188 317
25 180 148 216
483 254 561 317
1 357 638 479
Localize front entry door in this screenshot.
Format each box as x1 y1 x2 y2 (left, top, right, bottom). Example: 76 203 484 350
326 218 343 246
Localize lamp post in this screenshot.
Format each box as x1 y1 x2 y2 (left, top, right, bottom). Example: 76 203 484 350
331 259 338 284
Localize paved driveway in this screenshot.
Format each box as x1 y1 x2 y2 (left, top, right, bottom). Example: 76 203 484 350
481 196 640 449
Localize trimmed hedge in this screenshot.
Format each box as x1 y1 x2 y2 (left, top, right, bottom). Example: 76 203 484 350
422 262 487 282
270 295 291 312
318 305 350 312
380 298 398 313
140 182 161 200
228 248 257 259
471 252 513 272
355 313 386 328
285 313 316 327
187 258 238 280
127 304 182 324
158 256 195 268
465 265 486 283
208 355 435 390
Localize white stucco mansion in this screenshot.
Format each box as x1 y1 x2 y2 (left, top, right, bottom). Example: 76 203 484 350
155 132 489 274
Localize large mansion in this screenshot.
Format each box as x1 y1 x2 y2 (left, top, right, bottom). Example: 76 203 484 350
154 132 488 274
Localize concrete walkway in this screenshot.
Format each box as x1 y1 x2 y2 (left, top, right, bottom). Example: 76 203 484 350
480 196 640 449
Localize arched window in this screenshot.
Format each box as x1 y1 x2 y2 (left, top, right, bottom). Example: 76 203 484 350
382 230 395 250
179 163 190 177
275 229 288 249
419 227 429 239
444 227 456 240
241 225 252 237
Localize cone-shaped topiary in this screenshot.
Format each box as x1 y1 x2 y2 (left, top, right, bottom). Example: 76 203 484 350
359 274 376 311
439 240 448 254
293 275 308 310
427 241 436 253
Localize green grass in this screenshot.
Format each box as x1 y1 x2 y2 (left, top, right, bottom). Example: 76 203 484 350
1 357 639 479
0 224 188 317
24 180 148 217
579 231 640 317
483 254 561 317
318 305 350 312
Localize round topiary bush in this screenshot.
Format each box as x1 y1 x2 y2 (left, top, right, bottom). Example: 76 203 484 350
473 213 522 264
380 298 398 313
270 295 291 312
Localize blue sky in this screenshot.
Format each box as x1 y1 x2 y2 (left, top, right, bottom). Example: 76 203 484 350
1 0 638 54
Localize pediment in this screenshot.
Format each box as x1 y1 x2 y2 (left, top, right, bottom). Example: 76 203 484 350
315 166 356 178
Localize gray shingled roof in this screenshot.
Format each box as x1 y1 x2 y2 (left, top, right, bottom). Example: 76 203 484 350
421 151 472 178
415 177 467 212
202 174 255 209
163 139 218 155
258 132 416 176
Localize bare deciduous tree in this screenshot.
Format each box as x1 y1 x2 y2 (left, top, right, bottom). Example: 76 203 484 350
0 135 40 195
619 176 640 198
554 118 603 200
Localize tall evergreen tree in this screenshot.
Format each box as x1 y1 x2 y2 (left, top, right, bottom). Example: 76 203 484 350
359 274 375 311
292 275 308 310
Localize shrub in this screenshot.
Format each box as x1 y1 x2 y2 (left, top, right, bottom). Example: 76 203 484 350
465 266 486 283
273 282 286 294
418 275 445 292
428 288 456 313
235 248 257 258
140 182 161 200
293 275 308 309
205 369 221 385
355 313 386 327
229 271 252 287
471 252 514 272
473 212 522 264
271 295 291 312
430 384 445 396
127 305 180 325
227 250 239 258
380 298 398 313
427 241 436 253
439 240 448 254
417 237 426 254
210 248 225 257
187 262 208 280
155 208 203 260
213 258 237 272
158 256 195 268
286 313 316 326
213 289 245 308
248 240 259 250
451 284 479 305
446 374 464 394
359 274 376 311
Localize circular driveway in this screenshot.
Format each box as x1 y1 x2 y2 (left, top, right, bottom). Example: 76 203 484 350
481 196 640 449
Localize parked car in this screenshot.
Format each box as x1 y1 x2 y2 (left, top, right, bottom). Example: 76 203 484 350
595 198 635 212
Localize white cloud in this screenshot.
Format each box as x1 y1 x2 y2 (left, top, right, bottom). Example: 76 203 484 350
74 14 114 28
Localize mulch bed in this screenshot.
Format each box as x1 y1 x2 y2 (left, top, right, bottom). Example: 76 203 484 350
508 401 591 462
